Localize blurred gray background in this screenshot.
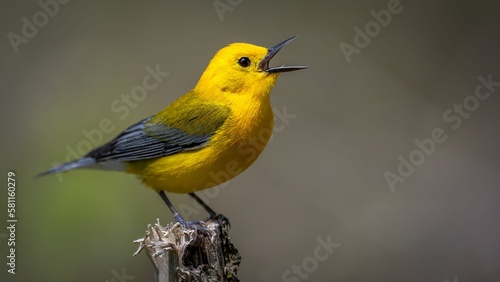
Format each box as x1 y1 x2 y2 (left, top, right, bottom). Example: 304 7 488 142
1 1 500 281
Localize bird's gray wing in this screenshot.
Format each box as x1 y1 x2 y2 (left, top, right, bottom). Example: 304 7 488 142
86 105 230 162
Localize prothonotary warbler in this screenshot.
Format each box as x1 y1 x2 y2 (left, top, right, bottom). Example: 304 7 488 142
38 35 308 226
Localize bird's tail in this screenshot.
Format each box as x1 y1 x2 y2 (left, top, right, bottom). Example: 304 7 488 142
35 157 96 178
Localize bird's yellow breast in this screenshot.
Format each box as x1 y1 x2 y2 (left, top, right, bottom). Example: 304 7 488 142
126 96 274 193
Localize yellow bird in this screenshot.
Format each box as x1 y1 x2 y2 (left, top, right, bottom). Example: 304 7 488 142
38 36 307 225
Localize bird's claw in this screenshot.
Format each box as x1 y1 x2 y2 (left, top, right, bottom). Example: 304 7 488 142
174 214 212 236
209 213 231 228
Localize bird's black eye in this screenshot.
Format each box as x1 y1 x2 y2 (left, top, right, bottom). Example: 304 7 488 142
238 57 251 68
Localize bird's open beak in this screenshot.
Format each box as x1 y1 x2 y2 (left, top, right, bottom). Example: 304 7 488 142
259 35 309 74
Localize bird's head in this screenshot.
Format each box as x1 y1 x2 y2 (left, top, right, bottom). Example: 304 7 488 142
194 36 307 101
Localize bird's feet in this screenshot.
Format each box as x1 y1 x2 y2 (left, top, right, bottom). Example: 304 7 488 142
173 213 212 236
208 213 231 228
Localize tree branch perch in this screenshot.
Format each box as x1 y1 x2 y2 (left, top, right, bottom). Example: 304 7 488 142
134 214 240 282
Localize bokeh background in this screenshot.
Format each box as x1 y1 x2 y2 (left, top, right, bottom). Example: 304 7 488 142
1 1 500 281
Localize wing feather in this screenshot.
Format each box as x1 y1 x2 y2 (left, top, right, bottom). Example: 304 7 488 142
86 103 230 162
